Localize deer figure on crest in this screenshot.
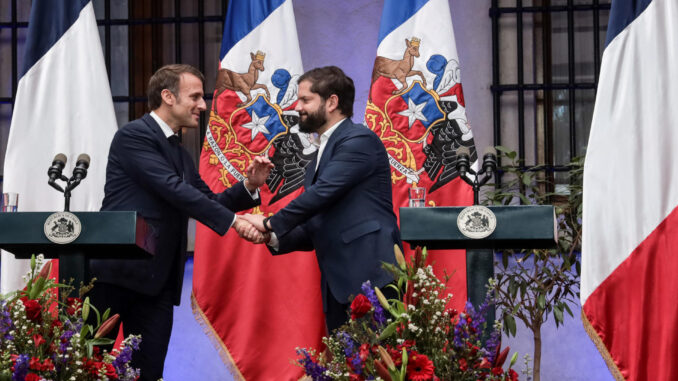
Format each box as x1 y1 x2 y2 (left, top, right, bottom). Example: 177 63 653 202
214 51 271 112
371 37 427 96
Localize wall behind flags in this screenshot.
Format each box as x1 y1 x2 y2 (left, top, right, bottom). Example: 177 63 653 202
0 0 612 380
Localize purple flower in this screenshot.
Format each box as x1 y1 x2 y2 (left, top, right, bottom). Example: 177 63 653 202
361 281 386 326
297 348 331 381
484 330 501 363
0 302 14 341
12 353 30 381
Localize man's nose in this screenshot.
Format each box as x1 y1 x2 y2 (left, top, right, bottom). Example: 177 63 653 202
199 98 207 111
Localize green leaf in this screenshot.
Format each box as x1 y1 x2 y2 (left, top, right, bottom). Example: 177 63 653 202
88 337 114 346
537 294 546 309
563 303 574 317
504 314 517 336
378 321 399 340
508 281 518 299
502 252 509 268
554 305 564 325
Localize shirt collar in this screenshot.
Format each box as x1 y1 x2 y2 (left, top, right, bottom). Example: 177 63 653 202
150 111 176 139
317 118 346 146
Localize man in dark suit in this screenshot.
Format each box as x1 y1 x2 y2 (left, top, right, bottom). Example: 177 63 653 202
89 64 270 380
243 66 401 332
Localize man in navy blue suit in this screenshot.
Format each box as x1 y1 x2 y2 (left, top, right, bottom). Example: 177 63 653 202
89 64 270 380
243 66 401 332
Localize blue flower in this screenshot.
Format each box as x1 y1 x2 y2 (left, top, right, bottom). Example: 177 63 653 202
361 281 386 326
12 353 30 381
297 348 332 381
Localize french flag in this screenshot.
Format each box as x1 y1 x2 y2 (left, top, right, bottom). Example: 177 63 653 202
1 0 116 293
581 0 678 379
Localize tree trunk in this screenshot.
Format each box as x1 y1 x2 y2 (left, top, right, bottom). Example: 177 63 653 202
533 326 542 381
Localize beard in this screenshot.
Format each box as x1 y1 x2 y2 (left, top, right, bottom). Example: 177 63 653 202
298 102 327 133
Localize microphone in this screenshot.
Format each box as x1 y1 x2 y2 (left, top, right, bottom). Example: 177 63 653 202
48 153 67 182
72 153 91 182
456 146 471 175
481 147 497 176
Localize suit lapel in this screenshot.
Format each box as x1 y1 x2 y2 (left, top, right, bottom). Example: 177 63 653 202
142 114 184 176
313 119 351 183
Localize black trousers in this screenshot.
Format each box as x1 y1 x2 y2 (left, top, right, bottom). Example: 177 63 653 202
87 282 174 381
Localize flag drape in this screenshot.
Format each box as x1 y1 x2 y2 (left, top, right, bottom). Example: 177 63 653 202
581 0 678 379
1 0 116 293
365 0 477 311
192 1 324 379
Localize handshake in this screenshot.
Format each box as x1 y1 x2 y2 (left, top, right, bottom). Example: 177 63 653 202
232 214 271 244
231 155 274 244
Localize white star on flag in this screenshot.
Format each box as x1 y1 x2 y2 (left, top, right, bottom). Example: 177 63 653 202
397 97 428 129
242 111 271 141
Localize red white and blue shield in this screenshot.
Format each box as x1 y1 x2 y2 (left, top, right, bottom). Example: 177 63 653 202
384 82 445 142
229 95 288 155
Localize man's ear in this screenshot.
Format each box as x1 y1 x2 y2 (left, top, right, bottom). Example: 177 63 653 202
326 94 339 113
161 89 175 106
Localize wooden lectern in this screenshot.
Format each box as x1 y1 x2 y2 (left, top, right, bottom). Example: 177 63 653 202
0 211 154 287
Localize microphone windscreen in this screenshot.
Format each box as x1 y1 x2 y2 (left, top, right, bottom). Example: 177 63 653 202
53 153 67 165
76 153 91 166
457 146 470 158
483 147 497 157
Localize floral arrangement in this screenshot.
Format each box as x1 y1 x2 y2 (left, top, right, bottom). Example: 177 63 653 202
297 246 519 381
0 255 140 381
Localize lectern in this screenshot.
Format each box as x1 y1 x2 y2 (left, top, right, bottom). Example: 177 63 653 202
400 205 557 335
0 211 154 287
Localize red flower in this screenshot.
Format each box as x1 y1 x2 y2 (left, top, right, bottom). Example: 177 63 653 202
24 373 41 381
22 298 42 322
359 343 370 361
66 297 82 316
458 358 468 371
29 357 42 370
101 362 118 379
406 353 435 381
350 294 372 320
349 374 365 381
478 358 492 369
509 369 519 381
32 334 45 348
491 366 504 375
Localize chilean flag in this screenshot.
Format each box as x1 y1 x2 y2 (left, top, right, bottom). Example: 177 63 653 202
581 0 678 379
1 0 116 293
192 1 324 379
365 0 477 311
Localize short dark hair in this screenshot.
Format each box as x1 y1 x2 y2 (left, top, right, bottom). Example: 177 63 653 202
298 66 355 118
147 64 205 110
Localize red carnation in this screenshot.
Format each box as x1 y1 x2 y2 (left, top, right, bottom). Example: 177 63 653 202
24 373 41 381
458 358 468 371
406 352 435 381
23 299 42 322
350 294 372 320
492 366 504 375
509 369 519 381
